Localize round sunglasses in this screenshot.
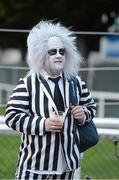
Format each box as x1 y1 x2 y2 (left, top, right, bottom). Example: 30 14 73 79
48 48 65 56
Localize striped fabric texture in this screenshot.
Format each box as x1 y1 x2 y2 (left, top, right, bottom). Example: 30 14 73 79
5 73 96 177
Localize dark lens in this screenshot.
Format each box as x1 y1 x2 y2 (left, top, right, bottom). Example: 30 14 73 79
59 48 65 55
48 48 65 56
48 49 57 56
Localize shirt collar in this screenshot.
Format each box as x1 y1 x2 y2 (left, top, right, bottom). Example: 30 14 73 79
41 70 63 81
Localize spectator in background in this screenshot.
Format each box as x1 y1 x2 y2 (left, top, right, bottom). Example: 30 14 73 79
5 20 96 180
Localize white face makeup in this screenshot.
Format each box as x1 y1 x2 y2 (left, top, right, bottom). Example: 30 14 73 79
44 36 66 77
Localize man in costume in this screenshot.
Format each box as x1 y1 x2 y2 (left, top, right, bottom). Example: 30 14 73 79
5 20 96 179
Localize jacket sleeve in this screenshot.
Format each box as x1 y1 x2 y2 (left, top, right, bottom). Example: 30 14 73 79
77 76 97 122
5 78 45 136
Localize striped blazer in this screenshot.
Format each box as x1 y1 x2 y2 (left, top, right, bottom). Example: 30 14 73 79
5 73 96 175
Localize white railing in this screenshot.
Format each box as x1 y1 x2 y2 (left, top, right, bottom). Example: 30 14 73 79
0 116 119 139
0 115 19 135
0 86 119 118
92 91 119 117
0 83 15 105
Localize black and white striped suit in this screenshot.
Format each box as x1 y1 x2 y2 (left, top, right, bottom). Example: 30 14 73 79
5 73 96 178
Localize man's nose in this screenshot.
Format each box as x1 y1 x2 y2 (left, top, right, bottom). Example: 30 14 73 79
56 51 62 57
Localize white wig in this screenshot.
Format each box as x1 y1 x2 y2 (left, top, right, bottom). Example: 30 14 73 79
27 20 81 79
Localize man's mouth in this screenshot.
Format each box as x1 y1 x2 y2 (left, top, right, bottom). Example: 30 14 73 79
54 60 62 63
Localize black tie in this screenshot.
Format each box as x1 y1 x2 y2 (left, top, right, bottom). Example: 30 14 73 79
49 77 64 111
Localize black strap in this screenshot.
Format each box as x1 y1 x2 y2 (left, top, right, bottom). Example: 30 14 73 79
69 77 82 106
69 77 78 106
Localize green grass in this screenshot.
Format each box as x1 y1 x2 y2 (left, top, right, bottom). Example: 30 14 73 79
0 106 5 115
0 105 119 179
0 136 119 179
0 107 20 179
0 135 20 179
81 139 119 179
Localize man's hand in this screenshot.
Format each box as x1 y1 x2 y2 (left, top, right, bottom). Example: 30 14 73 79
71 105 86 124
45 116 63 132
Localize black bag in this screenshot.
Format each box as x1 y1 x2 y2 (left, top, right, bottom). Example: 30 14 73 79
78 120 99 152
69 77 99 153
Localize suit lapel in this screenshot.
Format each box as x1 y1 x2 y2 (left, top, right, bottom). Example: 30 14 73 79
38 74 58 113
38 73 70 112
39 74 53 99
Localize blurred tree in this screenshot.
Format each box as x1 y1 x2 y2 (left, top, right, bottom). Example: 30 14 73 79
0 0 119 60
0 0 118 30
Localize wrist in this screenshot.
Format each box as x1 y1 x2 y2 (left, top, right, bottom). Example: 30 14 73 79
78 114 86 125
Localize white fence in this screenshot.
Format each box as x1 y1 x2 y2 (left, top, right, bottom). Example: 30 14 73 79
0 83 15 105
92 91 119 117
0 116 119 140
0 86 119 118
0 65 119 117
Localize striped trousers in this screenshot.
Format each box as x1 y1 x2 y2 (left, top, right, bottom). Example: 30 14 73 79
16 170 74 180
